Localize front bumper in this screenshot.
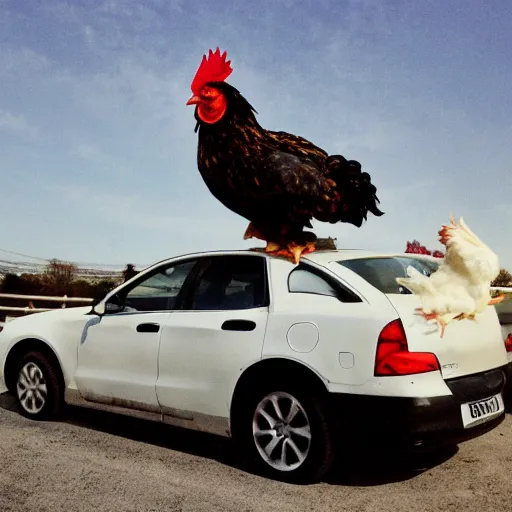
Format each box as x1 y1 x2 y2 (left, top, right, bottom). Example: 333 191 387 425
328 365 508 452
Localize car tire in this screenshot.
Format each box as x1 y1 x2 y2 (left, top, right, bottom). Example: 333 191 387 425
13 350 64 421
232 380 335 484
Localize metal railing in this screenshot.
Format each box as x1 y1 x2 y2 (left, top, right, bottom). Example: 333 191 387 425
0 293 93 323
491 287 512 294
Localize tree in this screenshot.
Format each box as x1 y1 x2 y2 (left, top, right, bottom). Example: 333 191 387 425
45 259 77 284
405 240 444 258
122 263 139 283
491 268 512 288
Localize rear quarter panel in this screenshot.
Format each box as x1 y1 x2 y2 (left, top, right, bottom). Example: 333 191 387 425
386 293 508 379
262 258 450 397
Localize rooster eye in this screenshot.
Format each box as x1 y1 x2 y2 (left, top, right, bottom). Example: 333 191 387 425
201 87 220 100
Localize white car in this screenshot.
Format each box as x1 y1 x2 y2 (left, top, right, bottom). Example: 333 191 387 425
496 299 512 404
0 249 510 483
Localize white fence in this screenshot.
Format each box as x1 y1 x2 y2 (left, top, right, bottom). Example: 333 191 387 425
0 293 93 326
491 287 512 294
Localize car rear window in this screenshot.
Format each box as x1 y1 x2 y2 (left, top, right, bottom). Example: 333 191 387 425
336 257 440 294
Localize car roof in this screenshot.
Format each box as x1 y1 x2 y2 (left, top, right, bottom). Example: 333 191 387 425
302 249 383 263
142 248 437 272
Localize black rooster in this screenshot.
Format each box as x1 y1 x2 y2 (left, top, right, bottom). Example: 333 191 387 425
187 48 384 263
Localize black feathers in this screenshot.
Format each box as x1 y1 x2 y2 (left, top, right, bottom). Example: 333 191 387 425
192 81 384 239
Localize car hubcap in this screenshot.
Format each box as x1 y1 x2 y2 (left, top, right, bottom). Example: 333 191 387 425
252 391 312 472
16 362 48 414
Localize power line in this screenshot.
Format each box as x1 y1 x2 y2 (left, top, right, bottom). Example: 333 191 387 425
0 247 49 262
0 247 147 269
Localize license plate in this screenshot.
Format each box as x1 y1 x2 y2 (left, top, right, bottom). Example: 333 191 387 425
461 393 505 428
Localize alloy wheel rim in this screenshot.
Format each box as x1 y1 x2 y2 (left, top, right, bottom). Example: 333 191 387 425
16 362 48 414
252 391 312 472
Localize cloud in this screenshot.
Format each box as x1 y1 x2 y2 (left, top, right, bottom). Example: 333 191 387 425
0 110 39 139
0 47 50 75
69 142 134 177
83 25 96 46
47 183 249 245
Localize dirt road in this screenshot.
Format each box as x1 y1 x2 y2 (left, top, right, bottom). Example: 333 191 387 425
1 393 511 512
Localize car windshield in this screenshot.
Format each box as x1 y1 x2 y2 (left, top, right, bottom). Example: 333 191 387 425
336 256 440 294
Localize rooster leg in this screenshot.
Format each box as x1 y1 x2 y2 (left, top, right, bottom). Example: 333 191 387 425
273 241 317 264
414 308 438 321
243 222 266 241
488 294 505 306
438 318 448 338
415 308 448 338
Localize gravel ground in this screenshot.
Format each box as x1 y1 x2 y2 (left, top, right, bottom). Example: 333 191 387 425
1 393 511 512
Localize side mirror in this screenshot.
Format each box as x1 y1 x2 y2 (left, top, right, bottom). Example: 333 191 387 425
91 294 124 316
91 301 106 316
105 302 124 314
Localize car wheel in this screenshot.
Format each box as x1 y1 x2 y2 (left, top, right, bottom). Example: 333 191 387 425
14 351 63 420
233 383 334 484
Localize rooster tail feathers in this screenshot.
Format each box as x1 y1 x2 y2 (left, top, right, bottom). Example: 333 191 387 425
324 155 384 227
396 266 436 296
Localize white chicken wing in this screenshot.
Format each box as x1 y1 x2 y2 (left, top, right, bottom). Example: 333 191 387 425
396 214 503 337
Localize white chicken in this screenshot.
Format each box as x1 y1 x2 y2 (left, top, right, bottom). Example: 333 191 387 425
396 214 504 337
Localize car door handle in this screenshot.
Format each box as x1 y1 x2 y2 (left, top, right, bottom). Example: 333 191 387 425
136 323 160 333
221 320 256 332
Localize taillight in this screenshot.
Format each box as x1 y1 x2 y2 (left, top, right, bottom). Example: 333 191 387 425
505 334 512 353
374 319 440 376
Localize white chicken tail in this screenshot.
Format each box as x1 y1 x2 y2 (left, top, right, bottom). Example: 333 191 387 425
396 266 436 296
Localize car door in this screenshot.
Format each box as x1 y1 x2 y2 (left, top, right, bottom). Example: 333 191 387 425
155 254 270 421
74 258 200 411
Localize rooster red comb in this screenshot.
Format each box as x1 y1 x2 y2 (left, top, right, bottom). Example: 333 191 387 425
190 48 233 95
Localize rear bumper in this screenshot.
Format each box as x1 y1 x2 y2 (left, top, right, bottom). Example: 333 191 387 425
328 365 508 452
505 360 512 410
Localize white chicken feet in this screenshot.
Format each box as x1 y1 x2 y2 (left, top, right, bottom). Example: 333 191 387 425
414 309 450 338
415 293 505 338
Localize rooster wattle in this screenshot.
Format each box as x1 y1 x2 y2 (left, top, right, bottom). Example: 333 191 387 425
186 48 384 263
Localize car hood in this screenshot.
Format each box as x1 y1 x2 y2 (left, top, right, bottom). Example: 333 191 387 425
3 306 94 329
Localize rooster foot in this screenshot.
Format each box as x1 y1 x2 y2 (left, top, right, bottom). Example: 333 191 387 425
271 241 316 264
488 294 505 306
452 312 476 321
414 308 448 338
264 241 281 253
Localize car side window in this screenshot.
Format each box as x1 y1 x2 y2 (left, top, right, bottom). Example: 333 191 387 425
288 265 362 303
116 259 198 312
188 255 268 311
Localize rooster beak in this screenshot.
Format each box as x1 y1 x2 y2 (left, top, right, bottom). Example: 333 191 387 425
186 95 201 106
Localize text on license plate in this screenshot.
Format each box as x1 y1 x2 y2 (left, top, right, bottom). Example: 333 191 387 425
460 393 504 428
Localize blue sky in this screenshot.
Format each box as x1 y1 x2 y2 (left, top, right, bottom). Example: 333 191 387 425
0 0 511 269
